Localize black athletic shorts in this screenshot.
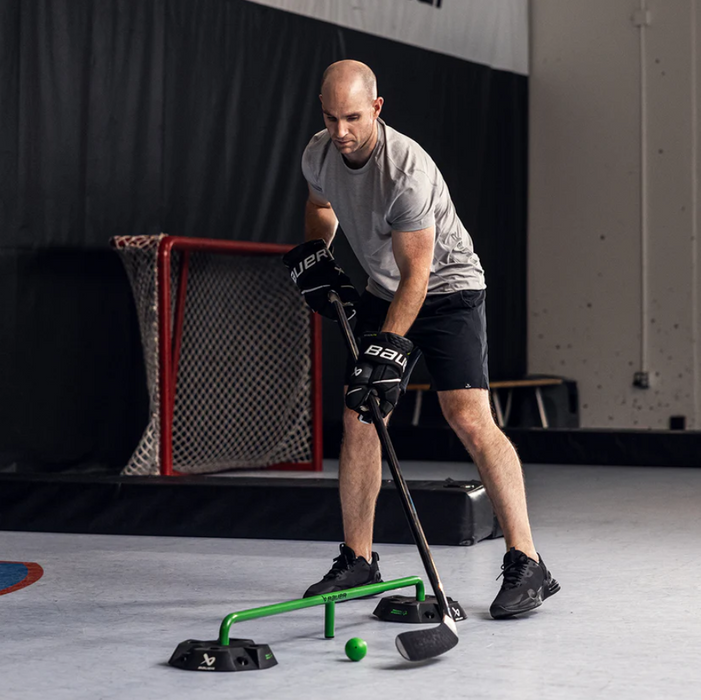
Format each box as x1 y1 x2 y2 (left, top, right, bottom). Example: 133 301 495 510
346 289 490 392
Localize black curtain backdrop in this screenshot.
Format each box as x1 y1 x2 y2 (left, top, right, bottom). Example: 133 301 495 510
0 0 527 471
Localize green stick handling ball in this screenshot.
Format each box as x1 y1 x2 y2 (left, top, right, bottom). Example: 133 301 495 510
345 638 368 662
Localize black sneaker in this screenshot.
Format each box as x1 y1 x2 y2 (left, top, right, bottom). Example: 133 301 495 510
303 544 382 598
490 547 560 619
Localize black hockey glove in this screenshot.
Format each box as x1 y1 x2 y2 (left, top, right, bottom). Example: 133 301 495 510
282 239 359 321
346 332 415 421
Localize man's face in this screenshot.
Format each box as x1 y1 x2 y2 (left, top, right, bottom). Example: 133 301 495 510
320 83 383 163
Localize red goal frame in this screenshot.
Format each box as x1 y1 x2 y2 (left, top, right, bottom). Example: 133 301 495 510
154 235 323 476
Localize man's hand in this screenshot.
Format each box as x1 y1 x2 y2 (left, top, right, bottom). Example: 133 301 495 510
283 239 359 320
346 332 414 420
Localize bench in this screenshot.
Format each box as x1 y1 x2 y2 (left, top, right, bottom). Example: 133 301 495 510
405 378 564 428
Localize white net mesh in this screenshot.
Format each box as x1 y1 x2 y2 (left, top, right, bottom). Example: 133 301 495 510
112 234 314 475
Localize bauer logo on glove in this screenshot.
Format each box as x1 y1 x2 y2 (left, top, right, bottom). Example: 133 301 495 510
288 245 331 284
363 344 408 370
346 332 414 419
282 239 359 321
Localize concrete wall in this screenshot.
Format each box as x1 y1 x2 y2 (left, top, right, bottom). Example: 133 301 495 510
529 0 700 428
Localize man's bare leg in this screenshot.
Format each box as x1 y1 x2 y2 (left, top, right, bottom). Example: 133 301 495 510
438 388 537 560
338 405 383 562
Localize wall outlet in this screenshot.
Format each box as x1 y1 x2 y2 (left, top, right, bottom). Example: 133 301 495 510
633 371 650 389
669 416 686 430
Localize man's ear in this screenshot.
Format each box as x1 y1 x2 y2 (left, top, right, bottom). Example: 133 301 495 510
374 96 384 118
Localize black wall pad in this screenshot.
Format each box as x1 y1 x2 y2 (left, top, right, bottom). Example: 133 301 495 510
0 475 500 547
323 424 701 468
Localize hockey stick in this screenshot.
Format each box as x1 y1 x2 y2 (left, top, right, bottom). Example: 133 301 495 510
328 291 458 662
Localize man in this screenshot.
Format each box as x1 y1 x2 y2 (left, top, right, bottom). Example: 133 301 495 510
283 60 559 619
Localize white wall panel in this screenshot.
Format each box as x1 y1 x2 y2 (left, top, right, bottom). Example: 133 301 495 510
246 0 529 74
530 0 700 429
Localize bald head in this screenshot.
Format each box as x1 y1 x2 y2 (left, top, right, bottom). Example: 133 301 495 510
318 60 383 167
320 60 378 103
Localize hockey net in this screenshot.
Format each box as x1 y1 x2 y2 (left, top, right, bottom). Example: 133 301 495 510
112 234 322 476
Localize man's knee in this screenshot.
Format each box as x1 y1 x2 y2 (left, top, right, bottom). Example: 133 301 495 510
440 394 497 452
456 416 497 451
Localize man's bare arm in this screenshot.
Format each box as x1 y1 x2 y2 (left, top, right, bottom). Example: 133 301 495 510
305 184 338 245
382 227 435 336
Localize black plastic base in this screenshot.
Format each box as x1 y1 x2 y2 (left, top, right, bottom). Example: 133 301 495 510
168 638 277 672
373 595 466 624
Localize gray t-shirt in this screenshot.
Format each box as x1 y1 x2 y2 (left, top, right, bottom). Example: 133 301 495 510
301 119 485 301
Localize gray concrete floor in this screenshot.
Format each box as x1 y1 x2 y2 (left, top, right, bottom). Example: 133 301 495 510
2 462 701 700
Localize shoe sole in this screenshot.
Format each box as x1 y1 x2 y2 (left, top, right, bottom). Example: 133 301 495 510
490 577 560 620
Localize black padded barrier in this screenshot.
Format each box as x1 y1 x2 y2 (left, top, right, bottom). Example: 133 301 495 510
0 474 501 547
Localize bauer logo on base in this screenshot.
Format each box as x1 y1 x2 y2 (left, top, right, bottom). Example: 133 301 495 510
199 654 216 670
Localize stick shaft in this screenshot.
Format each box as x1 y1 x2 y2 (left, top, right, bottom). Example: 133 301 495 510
329 292 453 621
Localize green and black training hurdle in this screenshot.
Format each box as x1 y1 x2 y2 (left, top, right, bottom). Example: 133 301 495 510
169 576 465 672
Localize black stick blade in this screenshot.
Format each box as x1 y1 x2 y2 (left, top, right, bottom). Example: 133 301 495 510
395 618 458 661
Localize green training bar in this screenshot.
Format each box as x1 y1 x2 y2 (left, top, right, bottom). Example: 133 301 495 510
219 576 425 645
